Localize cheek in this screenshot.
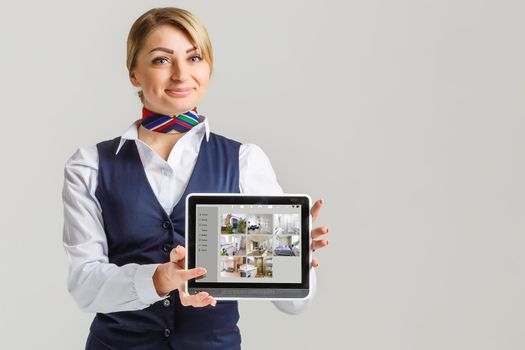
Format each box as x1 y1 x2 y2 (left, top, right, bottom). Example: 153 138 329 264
196 73 210 89
144 71 166 89
195 65 211 88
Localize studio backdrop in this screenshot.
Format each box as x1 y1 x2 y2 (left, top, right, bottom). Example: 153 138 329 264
0 1 524 349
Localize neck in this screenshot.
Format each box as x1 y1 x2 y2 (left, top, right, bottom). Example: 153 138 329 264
143 102 196 118
138 123 186 146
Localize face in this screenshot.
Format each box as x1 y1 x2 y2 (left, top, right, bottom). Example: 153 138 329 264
130 25 211 115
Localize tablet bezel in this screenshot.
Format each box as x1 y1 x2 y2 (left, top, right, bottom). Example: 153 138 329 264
185 193 311 300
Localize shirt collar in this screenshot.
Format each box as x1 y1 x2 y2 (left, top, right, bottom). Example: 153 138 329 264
115 114 210 155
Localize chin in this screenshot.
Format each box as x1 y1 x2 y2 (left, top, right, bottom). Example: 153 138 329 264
163 103 195 114
172 97 198 107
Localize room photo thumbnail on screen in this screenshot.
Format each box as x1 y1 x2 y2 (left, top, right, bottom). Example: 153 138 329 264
220 256 273 278
220 213 301 257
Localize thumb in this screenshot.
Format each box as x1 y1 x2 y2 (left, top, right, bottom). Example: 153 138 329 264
170 245 186 263
178 267 207 282
310 199 323 223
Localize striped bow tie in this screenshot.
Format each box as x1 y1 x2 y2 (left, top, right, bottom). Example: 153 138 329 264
140 106 201 134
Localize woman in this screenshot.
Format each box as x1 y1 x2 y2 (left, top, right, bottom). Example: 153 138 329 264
62 7 329 350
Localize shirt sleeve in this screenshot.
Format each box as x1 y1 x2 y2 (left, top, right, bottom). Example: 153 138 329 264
62 145 165 313
239 143 317 315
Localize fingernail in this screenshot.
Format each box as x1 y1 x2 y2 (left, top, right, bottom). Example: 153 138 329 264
320 199 324 205
326 227 329 233
325 240 329 245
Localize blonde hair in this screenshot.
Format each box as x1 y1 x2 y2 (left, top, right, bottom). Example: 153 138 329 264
126 7 213 104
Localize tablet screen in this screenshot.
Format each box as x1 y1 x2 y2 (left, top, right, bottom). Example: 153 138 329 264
195 204 302 283
186 194 310 299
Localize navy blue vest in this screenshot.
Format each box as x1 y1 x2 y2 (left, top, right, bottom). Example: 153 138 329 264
86 132 242 350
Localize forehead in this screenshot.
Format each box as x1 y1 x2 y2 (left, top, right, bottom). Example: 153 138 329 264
144 25 195 51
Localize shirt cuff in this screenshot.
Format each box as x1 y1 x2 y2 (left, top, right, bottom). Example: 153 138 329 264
134 263 166 305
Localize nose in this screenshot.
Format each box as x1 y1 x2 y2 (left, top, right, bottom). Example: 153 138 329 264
170 59 190 82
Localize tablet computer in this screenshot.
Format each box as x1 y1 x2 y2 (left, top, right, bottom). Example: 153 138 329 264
185 193 311 300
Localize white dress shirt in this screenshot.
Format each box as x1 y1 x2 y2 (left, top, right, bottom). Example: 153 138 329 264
62 115 316 316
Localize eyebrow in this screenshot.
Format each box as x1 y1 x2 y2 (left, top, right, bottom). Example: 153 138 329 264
149 46 197 54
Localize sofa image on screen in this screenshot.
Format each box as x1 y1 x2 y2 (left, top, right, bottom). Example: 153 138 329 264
273 213 301 235
274 235 300 256
246 214 273 235
219 235 246 256
221 213 248 234
247 235 273 256
220 256 245 278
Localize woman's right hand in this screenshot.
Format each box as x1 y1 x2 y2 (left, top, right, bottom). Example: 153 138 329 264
153 245 217 307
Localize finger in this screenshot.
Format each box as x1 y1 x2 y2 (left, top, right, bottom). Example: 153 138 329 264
179 289 206 307
190 291 216 307
189 292 213 307
170 245 186 264
311 258 319 268
177 267 207 282
206 295 217 307
310 199 323 223
311 239 329 252
311 226 329 239
179 289 216 307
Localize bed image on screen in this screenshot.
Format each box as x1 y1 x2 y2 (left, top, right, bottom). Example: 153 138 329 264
273 234 300 256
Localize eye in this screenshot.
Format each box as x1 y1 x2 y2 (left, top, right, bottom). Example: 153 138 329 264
152 56 202 64
152 57 169 65
190 55 203 63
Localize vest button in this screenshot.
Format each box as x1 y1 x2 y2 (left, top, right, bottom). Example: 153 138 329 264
161 220 171 230
164 328 171 337
162 243 172 253
163 298 171 307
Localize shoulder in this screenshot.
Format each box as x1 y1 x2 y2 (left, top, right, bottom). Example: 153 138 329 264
64 136 123 176
63 143 101 199
96 136 122 156
239 143 270 163
209 132 242 147
238 143 283 195
64 144 99 172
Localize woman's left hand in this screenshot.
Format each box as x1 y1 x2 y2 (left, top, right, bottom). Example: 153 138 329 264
310 199 329 268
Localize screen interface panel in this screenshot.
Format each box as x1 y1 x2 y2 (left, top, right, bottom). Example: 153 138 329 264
195 204 302 284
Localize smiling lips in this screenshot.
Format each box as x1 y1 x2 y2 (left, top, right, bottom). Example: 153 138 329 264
165 87 194 97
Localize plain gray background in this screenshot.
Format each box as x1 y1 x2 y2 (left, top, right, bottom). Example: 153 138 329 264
1 0 524 349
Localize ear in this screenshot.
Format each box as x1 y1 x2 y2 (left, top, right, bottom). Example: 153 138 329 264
130 71 141 87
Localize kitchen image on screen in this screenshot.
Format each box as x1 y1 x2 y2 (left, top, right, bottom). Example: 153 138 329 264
219 235 246 257
220 256 246 278
245 257 273 278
